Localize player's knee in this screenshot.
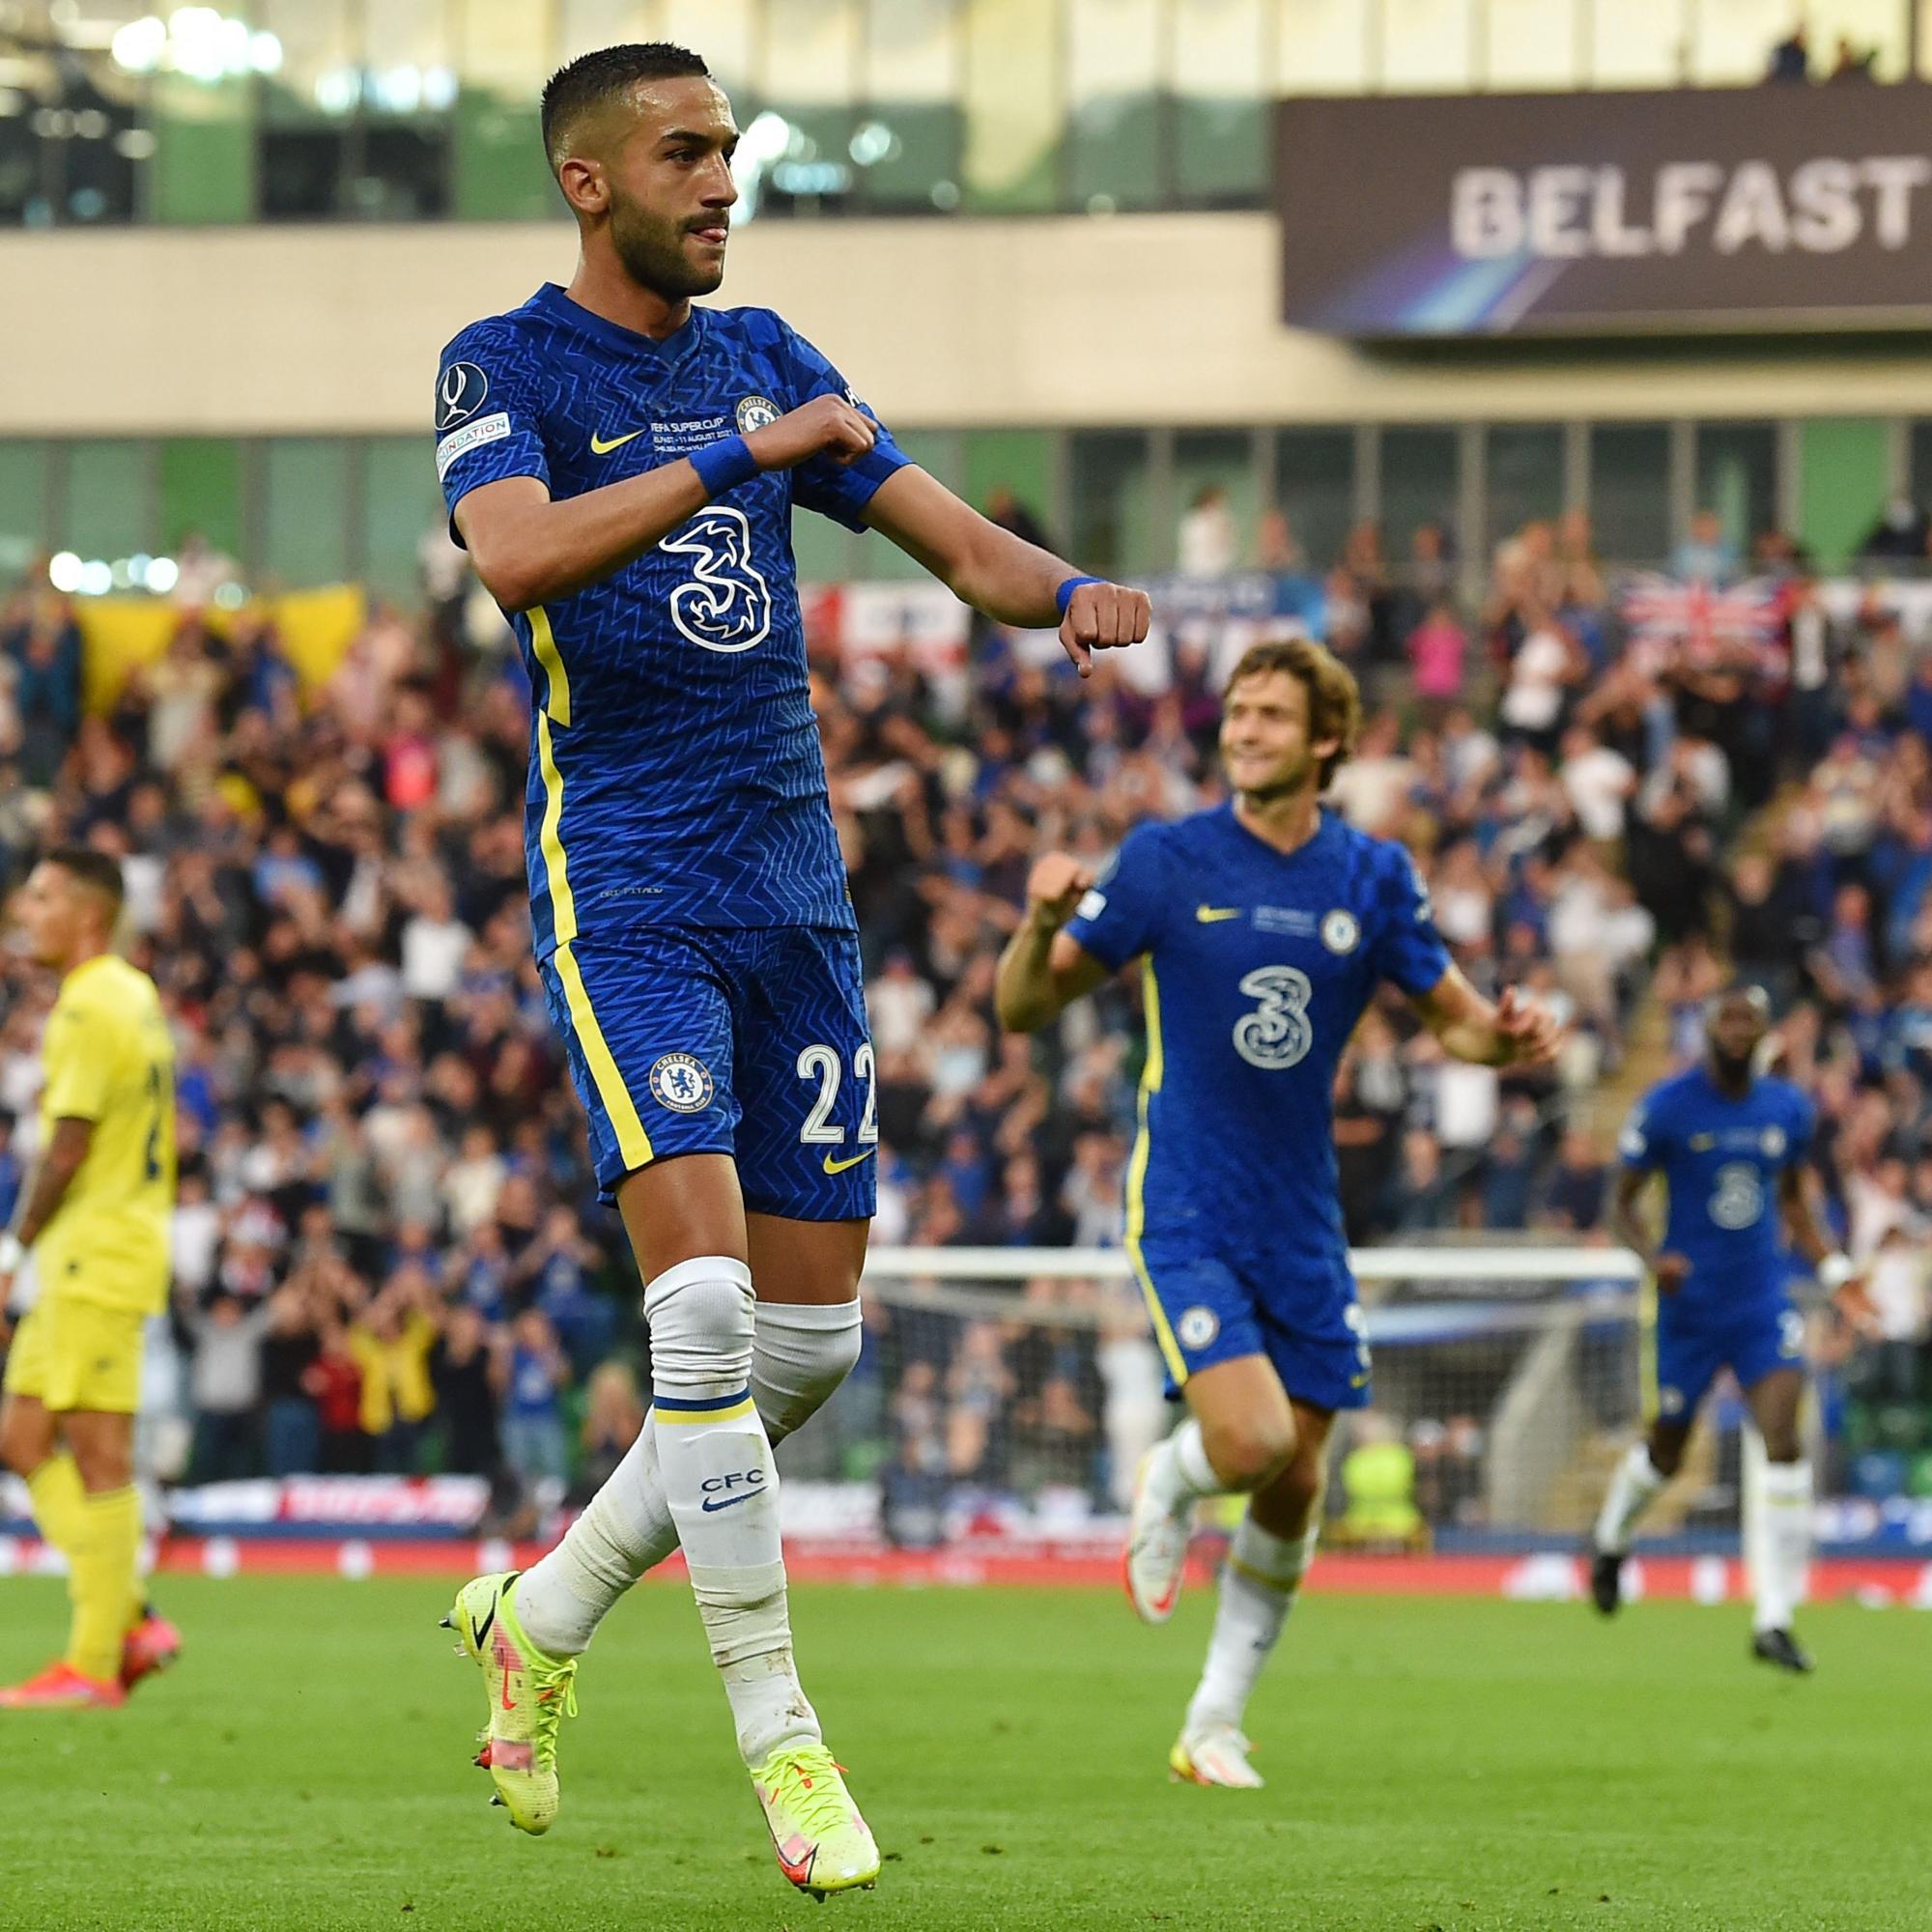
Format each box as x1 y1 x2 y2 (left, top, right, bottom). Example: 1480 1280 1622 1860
1646 1435 1684 1479
1204 1415 1297 1493
642 1257 756 1395
71 1440 132 1492
753 1300 864 1443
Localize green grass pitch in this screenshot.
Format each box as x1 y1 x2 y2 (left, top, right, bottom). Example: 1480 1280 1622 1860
1 1576 1924 1930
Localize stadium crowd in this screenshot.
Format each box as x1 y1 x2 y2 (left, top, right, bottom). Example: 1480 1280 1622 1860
0 492 1924 1525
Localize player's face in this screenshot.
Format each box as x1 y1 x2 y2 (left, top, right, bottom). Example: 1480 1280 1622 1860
14 863 84 968
605 77 740 299
1219 669 1335 801
1707 993 1769 1075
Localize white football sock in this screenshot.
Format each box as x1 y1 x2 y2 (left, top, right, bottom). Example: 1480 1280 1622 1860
1752 1459 1812 1634
1185 1511 1319 1736
1145 1416 1222 1516
1593 1442 1667 1554
513 1298 862 1659
646 1256 816 1765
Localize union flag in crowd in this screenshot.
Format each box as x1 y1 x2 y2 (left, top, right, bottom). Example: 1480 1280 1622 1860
1617 574 1784 670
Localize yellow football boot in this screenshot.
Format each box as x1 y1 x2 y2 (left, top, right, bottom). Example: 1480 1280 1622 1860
749 1742 880 1898
442 1572 578 1834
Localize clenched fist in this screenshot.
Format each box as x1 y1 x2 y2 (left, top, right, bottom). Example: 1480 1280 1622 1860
1024 851 1095 932
1059 581 1151 679
745 394 877 471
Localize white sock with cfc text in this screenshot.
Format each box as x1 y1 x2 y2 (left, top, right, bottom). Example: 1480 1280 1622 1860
513 1297 863 1660
645 1257 817 1766
1184 1512 1320 1737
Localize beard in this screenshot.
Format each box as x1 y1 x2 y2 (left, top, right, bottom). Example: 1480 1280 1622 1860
1711 1044 1755 1084
608 190 723 299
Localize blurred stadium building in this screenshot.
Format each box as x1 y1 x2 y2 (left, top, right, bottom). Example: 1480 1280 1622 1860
1 0 1930 1594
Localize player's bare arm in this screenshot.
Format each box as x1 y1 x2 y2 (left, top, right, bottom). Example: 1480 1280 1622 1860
1609 1167 1690 1294
1776 1164 1874 1329
994 852 1113 1031
1408 966 1563 1069
0 1116 93 1303
457 394 877 611
862 466 1151 678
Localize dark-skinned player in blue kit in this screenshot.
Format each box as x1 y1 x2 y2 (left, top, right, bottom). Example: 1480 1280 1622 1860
995 637 1562 1788
1592 984 1871 1673
431 41 1150 1899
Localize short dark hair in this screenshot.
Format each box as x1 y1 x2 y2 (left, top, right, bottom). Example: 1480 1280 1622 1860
1224 636 1362 789
541 43 710 174
42 847 125 912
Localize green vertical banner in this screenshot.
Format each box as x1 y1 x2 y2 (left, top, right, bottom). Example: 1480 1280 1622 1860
453 88 555 221
150 74 254 223
159 440 244 557
1798 418 1890 569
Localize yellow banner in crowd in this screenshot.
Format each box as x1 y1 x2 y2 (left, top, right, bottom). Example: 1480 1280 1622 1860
76 584 369 714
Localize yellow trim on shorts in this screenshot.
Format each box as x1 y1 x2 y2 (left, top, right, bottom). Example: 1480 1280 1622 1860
535 711 652 1173
528 605 570 726
1124 959 1188 1385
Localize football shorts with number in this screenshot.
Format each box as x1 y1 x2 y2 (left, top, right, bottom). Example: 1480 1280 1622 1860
1649 1290 1805 1423
1064 804 1453 1408
539 924 878 1218
1618 1065 1816 1420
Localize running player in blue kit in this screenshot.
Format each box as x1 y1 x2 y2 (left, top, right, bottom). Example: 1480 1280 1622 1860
996 637 1561 1787
1591 985 1867 1673
432 43 1149 1893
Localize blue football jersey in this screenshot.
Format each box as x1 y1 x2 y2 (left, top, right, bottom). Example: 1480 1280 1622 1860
1065 805 1452 1312
1617 1067 1815 1313
434 284 909 953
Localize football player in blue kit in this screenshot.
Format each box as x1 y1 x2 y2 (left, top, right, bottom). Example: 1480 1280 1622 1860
1591 985 1866 1673
432 42 1150 1892
995 637 1562 1787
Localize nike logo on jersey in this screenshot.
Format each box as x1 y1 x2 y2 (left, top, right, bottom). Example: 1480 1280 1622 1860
590 427 647 454
1196 905 1244 923
822 1148 877 1176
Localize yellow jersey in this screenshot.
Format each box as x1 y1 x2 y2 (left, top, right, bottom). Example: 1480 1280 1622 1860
34 953 175 1316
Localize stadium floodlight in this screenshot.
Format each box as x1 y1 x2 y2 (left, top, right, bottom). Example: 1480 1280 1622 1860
47 552 82 593
110 16 168 74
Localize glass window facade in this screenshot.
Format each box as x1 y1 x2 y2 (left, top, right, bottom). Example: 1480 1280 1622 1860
1589 423 1673 567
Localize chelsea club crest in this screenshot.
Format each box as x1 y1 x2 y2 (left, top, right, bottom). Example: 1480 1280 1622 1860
1321 909 1360 955
736 394 781 434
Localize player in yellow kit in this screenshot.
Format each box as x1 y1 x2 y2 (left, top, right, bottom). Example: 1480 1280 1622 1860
0 850 180 1707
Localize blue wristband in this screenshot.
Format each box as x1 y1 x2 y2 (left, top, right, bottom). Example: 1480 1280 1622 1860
1055 574 1105 617
690 434 759 499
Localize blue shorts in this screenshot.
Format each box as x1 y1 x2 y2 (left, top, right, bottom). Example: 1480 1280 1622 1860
538 925 876 1219
1131 1239 1370 1413
1649 1296 1805 1423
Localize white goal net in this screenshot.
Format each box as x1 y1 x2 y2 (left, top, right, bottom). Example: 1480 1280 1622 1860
778 1243 1658 1549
